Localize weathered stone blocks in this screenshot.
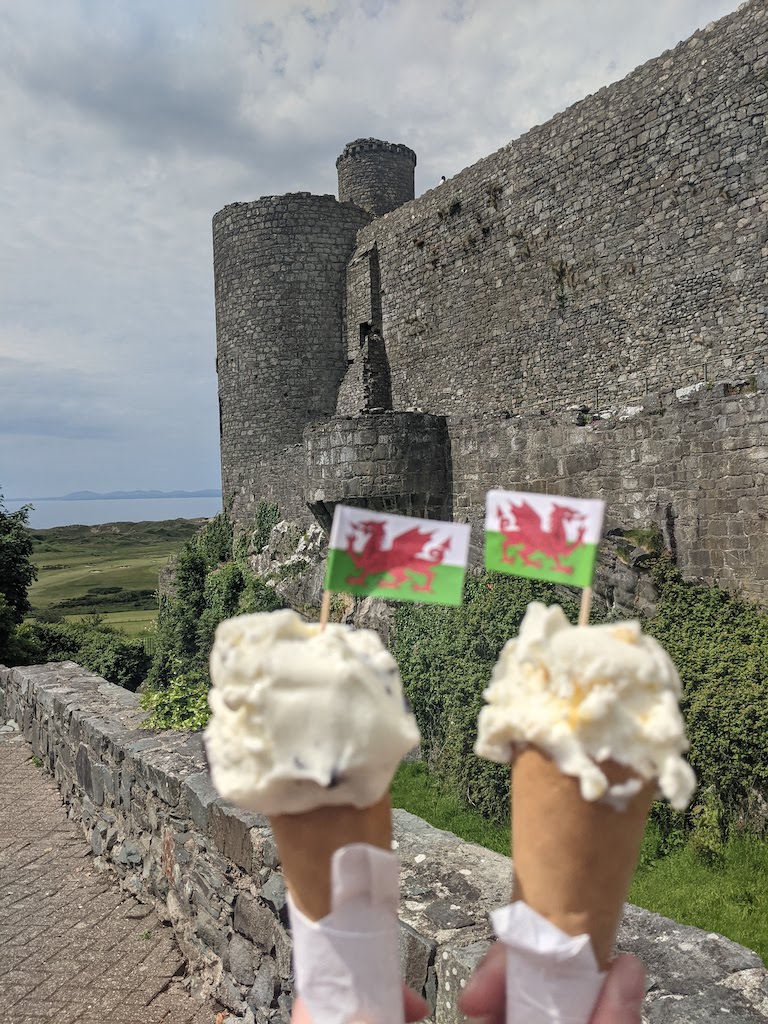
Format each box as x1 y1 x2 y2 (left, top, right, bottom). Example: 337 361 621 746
304 411 451 528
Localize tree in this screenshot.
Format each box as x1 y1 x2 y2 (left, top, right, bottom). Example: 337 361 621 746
0 491 37 662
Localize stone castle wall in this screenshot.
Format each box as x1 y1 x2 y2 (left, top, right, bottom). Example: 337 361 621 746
3 662 768 1023
304 412 451 529
214 0 768 604
213 194 371 525
447 377 768 608
347 1 766 417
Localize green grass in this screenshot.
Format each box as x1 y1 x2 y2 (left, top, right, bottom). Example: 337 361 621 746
392 762 510 854
393 762 768 964
63 609 157 637
28 519 203 634
629 831 768 964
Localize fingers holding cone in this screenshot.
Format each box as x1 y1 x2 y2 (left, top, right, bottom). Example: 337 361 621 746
458 945 645 1024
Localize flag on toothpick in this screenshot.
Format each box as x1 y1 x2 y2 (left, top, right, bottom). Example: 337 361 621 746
485 490 605 588
325 505 471 606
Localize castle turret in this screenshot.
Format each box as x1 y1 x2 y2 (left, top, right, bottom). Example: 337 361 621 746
213 193 371 528
336 138 416 217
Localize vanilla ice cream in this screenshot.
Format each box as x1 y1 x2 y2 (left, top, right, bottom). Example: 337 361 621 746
475 602 696 810
205 608 420 815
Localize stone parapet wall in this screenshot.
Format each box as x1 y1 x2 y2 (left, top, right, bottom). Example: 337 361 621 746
2 663 767 1023
448 377 768 609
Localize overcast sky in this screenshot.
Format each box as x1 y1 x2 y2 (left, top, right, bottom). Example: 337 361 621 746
0 0 740 499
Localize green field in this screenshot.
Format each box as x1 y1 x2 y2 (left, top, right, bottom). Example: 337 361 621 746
28 519 204 634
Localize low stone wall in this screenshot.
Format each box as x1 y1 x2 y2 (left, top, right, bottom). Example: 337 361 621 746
1 662 767 1023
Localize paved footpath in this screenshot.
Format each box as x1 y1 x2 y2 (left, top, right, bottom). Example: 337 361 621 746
0 728 222 1024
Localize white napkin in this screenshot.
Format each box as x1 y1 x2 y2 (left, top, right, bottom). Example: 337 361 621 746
288 843 404 1024
492 903 606 1024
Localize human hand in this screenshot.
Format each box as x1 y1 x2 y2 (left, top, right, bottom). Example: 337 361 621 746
290 985 430 1024
458 944 645 1024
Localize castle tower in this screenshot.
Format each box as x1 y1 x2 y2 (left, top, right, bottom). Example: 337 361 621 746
336 138 417 217
213 193 371 528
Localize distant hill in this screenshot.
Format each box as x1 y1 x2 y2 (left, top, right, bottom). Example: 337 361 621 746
29 489 222 501
30 519 207 544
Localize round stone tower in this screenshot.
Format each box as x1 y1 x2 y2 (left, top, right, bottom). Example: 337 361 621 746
336 138 417 217
213 193 371 528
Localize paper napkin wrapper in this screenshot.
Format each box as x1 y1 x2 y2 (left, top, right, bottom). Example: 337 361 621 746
288 843 404 1024
492 902 606 1024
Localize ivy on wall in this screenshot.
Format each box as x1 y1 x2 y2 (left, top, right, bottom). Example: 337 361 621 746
394 561 768 842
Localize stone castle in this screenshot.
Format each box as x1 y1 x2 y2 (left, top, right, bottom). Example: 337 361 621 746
213 0 767 607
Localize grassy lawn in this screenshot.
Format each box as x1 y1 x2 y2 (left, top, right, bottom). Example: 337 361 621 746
628 832 768 964
392 761 510 854
63 609 158 637
28 519 203 633
393 762 768 965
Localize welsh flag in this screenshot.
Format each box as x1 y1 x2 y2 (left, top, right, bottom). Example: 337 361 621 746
325 505 471 605
485 490 605 588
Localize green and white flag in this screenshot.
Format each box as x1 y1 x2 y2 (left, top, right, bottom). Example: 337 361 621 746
326 505 470 605
485 490 605 588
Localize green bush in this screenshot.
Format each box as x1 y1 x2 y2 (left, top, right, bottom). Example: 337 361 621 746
236 574 284 616
143 510 284 727
140 670 211 730
146 544 209 691
55 589 155 610
393 557 768 838
193 510 233 567
252 500 280 554
0 491 37 664
14 618 149 690
196 562 247 664
647 559 768 829
392 572 580 824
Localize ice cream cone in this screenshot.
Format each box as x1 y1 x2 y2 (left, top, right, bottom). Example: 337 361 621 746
510 748 654 970
270 793 393 921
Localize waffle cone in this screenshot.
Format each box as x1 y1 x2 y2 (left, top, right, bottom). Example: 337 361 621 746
269 794 392 921
511 748 654 969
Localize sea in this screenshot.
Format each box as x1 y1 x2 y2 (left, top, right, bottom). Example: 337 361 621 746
5 497 223 530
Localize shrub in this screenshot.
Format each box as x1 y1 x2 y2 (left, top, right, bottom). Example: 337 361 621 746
14 619 149 691
0 492 37 663
393 572 580 824
193 511 233 567
143 509 284 725
394 557 768 838
140 670 211 730
252 500 280 554
646 558 768 830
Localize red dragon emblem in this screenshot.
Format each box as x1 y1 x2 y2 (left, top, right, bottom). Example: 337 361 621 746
498 500 586 576
345 520 450 593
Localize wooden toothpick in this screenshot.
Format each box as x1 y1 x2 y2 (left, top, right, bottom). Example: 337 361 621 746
578 586 592 626
319 590 332 630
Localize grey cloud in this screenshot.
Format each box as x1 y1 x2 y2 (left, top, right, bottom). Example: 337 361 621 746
10 32 252 163
0 356 118 439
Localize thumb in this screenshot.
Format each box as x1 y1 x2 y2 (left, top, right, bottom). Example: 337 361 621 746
591 955 646 1024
